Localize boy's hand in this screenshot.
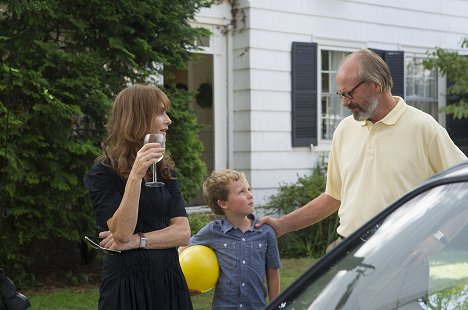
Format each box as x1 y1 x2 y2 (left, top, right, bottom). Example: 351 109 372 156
189 289 201 296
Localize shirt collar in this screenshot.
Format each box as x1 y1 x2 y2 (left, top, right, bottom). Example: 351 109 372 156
362 96 407 127
220 214 257 233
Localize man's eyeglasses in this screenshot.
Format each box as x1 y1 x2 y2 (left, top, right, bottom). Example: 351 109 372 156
336 80 365 99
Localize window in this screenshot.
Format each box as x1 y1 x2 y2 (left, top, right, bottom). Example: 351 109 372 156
320 50 351 140
292 45 405 146
405 56 438 120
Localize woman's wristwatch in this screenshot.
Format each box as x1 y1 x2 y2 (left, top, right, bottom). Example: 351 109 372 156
138 232 147 249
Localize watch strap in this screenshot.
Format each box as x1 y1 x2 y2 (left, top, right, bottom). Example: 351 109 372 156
138 232 147 249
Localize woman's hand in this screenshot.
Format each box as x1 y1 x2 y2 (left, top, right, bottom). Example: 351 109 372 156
131 142 166 179
99 230 138 251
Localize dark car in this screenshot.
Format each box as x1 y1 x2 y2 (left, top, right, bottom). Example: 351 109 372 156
266 161 468 310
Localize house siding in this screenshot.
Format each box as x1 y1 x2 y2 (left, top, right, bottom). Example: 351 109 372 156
196 0 468 206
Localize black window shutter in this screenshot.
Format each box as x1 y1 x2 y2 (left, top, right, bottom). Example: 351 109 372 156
370 48 386 60
370 49 405 98
291 42 317 147
384 51 405 97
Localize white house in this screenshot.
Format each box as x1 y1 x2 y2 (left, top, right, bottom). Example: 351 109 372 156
173 0 468 207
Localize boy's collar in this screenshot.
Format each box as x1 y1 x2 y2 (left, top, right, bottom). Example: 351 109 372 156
220 213 257 233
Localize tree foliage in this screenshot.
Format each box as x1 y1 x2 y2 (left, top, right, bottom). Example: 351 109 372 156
424 38 468 120
0 0 210 279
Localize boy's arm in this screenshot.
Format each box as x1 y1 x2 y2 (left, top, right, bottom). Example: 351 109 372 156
178 245 188 254
177 243 202 296
266 268 280 302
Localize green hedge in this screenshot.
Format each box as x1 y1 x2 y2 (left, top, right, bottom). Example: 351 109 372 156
260 159 338 258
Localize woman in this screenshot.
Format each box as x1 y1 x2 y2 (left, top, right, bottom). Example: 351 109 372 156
83 84 193 310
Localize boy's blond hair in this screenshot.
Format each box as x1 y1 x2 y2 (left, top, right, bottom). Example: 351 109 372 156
203 169 247 215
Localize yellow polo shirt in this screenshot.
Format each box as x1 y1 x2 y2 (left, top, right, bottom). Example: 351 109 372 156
325 97 467 237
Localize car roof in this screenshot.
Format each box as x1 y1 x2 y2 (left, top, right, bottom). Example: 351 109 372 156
425 160 468 181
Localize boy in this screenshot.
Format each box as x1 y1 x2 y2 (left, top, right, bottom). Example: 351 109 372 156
185 169 281 310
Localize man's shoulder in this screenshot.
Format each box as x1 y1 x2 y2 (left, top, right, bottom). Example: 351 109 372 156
402 105 442 131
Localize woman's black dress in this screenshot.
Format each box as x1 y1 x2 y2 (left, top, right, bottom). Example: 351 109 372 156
84 161 193 310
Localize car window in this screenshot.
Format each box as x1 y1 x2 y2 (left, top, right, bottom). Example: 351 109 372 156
278 182 468 310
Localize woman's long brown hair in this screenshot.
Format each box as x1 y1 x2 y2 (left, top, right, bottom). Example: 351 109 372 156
98 84 175 181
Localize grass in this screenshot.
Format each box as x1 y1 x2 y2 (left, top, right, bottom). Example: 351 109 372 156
26 257 316 310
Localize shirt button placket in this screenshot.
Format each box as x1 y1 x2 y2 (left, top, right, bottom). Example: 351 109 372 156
240 236 246 301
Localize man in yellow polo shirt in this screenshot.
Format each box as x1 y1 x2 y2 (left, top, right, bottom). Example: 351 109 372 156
256 49 467 251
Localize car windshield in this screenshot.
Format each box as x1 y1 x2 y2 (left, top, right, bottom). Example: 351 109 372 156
279 182 468 310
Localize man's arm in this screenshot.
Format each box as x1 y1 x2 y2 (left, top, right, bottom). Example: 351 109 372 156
256 193 340 237
266 268 280 302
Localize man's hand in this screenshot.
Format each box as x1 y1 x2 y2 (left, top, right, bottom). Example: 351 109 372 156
255 216 285 237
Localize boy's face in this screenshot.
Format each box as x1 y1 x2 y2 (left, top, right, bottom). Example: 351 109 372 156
220 178 254 216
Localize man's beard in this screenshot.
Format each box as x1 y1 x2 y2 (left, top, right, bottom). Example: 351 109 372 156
349 95 379 121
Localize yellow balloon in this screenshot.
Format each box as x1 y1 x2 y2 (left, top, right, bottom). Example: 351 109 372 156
179 245 219 293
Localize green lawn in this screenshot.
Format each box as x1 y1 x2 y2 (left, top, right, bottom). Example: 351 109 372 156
27 257 315 310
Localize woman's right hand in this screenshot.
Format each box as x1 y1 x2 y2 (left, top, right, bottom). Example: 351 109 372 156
131 143 165 179
99 230 139 251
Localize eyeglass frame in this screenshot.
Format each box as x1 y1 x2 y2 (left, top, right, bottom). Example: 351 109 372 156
336 80 365 99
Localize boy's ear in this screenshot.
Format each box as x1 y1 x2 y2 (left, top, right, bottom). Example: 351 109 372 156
217 199 229 210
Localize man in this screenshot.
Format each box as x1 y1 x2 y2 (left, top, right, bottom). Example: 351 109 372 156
257 48 467 252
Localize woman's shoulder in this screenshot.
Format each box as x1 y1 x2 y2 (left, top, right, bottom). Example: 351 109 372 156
87 159 113 175
84 159 120 188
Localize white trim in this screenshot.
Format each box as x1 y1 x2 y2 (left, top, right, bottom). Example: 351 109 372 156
226 25 234 168
438 74 447 127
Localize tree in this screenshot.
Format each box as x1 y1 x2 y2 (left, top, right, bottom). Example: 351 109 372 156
0 0 210 280
424 38 468 119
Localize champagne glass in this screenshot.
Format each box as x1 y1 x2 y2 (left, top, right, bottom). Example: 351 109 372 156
144 133 165 187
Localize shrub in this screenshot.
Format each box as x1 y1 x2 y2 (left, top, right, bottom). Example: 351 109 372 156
260 159 338 258
187 212 213 236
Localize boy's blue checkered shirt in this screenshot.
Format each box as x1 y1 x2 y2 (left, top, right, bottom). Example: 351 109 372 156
189 214 281 310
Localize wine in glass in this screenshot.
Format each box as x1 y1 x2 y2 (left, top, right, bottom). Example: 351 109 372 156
144 133 165 187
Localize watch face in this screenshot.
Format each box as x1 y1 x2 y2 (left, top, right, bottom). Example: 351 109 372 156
141 237 147 248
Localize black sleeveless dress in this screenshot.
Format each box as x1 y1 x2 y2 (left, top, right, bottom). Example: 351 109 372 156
84 162 193 310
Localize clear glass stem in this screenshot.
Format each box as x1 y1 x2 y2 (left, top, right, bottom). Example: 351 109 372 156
152 163 157 182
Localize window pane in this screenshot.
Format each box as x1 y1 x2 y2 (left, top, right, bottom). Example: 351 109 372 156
322 73 329 92
405 55 438 120
322 50 329 70
406 78 414 96
320 50 351 141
